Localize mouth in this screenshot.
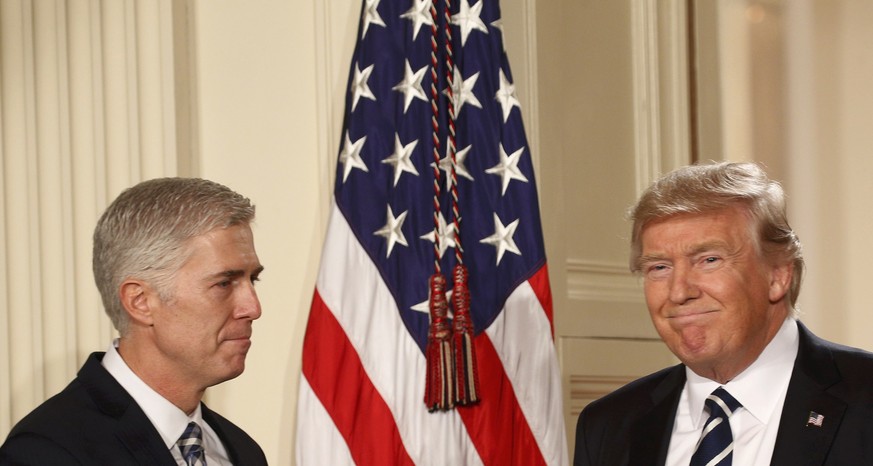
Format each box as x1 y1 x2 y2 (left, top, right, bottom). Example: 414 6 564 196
667 309 718 321
223 334 252 348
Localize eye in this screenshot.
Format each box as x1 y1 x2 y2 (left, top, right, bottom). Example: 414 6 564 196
217 280 232 288
700 256 722 268
644 263 671 280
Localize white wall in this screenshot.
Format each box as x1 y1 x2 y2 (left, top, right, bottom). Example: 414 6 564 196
784 0 873 349
189 1 354 463
696 0 873 351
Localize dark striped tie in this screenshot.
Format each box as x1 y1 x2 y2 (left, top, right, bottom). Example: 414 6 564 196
690 387 742 466
177 421 207 466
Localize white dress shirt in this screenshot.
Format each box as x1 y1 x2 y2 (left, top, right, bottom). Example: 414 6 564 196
102 340 233 465
665 317 799 466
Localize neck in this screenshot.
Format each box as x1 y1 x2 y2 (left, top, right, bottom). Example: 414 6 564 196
117 337 205 414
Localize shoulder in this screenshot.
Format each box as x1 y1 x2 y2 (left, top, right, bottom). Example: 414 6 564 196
1 432 84 465
574 365 683 465
1 361 119 463
202 404 268 466
796 322 873 398
816 337 873 387
581 365 683 420
576 364 683 442
798 322 873 374
5 376 94 437
1 353 149 459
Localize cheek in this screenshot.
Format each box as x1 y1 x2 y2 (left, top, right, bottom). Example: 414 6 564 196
644 282 668 312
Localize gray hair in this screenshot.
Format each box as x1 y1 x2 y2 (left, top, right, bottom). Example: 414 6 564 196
92 178 255 334
628 161 804 307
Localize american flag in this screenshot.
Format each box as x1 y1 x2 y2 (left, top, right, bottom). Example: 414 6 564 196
807 411 824 427
295 0 567 464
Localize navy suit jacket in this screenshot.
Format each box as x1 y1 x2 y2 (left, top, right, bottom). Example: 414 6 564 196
574 321 873 465
0 352 267 465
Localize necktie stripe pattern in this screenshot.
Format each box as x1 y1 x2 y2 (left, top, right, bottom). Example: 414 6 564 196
177 421 206 466
690 387 742 466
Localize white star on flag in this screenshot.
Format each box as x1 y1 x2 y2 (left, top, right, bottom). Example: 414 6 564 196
350 63 376 111
444 68 482 116
361 0 386 38
419 211 457 259
451 0 488 46
491 18 505 50
374 205 409 257
486 143 529 194
400 0 434 40
382 134 420 186
495 69 521 122
480 213 521 265
392 60 428 113
411 288 454 318
432 144 474 191
339 132 368 182
297 0 569 463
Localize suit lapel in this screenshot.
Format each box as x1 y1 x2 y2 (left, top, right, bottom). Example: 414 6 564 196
79 353 177 466
203 403 246 464
770 322 846 466
628 365 686 466
113 408 179 465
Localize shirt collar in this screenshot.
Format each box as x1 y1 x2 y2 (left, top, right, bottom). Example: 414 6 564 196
685 317 799 428
102 339 205 449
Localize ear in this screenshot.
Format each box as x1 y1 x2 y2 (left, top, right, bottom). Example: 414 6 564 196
768 261 793 303
119 279 156 327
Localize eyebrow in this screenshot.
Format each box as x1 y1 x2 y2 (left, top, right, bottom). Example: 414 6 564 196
637 253 665 265
207 265 265 281
637 241 731 266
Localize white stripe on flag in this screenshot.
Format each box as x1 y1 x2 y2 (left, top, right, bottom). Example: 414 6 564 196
486 281 569 466
315 202 483 465
295 377 355 465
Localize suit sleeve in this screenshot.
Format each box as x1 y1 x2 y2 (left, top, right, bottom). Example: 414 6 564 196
573 409 593 466
0 433 84 466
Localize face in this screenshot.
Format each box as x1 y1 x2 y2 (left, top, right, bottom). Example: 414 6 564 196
148 223 263 390
638 206 791 382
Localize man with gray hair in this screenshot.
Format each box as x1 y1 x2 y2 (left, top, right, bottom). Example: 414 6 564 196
574 162 873 465
1 178 267 465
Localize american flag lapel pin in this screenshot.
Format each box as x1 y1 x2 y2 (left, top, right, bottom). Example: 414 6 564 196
807 411 825 427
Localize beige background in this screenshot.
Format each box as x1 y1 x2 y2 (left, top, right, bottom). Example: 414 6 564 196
2 1 872 464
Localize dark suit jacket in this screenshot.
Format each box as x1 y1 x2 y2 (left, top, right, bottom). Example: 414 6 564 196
574 321 873 465
0 352 267 465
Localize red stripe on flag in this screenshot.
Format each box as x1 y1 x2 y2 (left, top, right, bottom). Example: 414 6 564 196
458 332 548 466
528 265 555 338
302 290 415 466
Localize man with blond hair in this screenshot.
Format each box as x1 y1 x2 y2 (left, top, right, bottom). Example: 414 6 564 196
575 162 873 465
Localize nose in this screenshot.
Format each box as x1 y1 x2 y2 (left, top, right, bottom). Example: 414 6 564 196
668 264 700 304
235 283 262 320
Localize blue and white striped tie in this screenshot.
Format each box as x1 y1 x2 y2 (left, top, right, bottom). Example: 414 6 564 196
690 387 742 466
177 421 207 466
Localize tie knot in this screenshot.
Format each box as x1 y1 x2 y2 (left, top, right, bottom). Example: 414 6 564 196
690 388 743 466
177 422 206 466
705 387 742 418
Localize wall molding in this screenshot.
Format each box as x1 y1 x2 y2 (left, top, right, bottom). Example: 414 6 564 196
568 374 636 416
566 258 643 303
631 0 692 196
517 0 540 176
